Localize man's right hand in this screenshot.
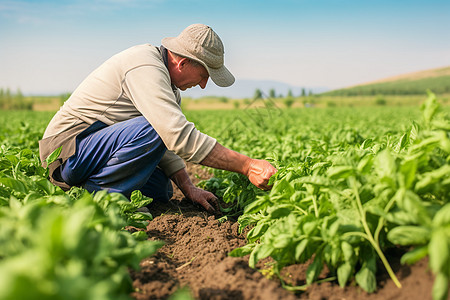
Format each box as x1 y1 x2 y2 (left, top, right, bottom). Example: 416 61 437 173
245 159 277 190
200 142 278 190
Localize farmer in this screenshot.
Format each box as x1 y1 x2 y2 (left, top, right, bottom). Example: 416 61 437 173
39 23 277 212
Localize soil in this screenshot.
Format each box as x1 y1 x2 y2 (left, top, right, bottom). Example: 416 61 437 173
129 163 442 300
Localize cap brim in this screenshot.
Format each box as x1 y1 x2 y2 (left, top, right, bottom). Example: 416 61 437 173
162 37 235 88
207 65 235 87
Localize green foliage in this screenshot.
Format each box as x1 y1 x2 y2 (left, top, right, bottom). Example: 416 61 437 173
254 88 262 99
1 92 449 298
0 87 33 110
322 75 450 96
0 111 163 299
375 95 387 106
284 97 295 108
269 88 277 99
188 92 450 298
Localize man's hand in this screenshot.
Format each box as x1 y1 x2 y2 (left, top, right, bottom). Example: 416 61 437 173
170 167 217 213
183 186 217 213
200 142 278 191
245 159 278 190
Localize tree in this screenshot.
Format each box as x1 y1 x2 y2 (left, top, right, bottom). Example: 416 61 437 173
269 88 276 99
301 88 306 97
287 89 293 97
253 88 262 99
5 88 11 109
0 88 4 109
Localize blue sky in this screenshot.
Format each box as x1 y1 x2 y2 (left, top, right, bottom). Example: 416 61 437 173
1 0 449 95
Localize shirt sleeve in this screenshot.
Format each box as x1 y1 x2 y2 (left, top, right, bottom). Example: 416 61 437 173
123 64 216 164
158 150 186 177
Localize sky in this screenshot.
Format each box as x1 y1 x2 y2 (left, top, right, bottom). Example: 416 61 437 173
0 0 449 95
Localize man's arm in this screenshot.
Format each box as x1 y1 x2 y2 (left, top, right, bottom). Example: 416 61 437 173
200 142 277 190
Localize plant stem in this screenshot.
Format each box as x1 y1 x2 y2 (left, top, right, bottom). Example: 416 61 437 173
350 177 402 289
374 193 397 244
312 194 319 218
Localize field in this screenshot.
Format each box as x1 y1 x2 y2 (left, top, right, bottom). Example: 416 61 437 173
0 93 449 300
322 66 450 96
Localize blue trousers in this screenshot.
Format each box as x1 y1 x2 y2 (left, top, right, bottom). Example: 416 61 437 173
59 116 173 201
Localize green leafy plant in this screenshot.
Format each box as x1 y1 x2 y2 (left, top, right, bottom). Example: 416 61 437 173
195 92 449 298
0 116 164 300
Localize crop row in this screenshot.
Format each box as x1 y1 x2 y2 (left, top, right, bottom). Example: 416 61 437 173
0 112 163 299
0 93 448 299
194 93 450 300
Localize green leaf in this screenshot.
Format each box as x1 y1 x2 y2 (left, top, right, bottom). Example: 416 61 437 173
433 203 450 227
272 233 291 249
415 165 450 193
249 246 258 268
436 130 450 153
357 155 373 174
252 243 273 262
295 239 308 261
400 246 428 265
271 178 294 195
429 228 449 274
131 230 148 241
399 159 417 189
331 245 342 267
247 222 269 242
243 197 270 214
306 255 323 285
395 189 431 225
268 206 291 219
45 146 62 166
375 150 396 186
303 220 318 236
387 225 430 246
169 286 195 300
131 212 153 221
410 121 419 142
341 241 354 262
432 272 449 300
394 133 409 152
0 177 28 194
35 178 59 195
327 166 355 179
130 190 153 208
134 240 165 261
337 262 352 287
228 243 255 257
421 91 439 125
355 265 377 293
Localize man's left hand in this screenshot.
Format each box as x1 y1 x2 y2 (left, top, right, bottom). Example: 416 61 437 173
185 186 218 213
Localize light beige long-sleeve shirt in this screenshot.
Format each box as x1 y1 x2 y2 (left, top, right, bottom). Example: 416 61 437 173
39 44 216 189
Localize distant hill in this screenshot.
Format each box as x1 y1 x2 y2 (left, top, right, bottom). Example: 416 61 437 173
322 66 450 96
182 79 329 99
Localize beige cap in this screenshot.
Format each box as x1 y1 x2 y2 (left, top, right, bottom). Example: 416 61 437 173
162 24 235 87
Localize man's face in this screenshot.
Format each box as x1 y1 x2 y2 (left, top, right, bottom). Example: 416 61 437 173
173 59 209 91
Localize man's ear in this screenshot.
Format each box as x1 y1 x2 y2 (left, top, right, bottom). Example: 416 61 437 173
177 58 190 71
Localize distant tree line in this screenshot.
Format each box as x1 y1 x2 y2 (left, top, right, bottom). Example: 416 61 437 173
323 76 450 96
255 88 314 100
0 88 32 110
